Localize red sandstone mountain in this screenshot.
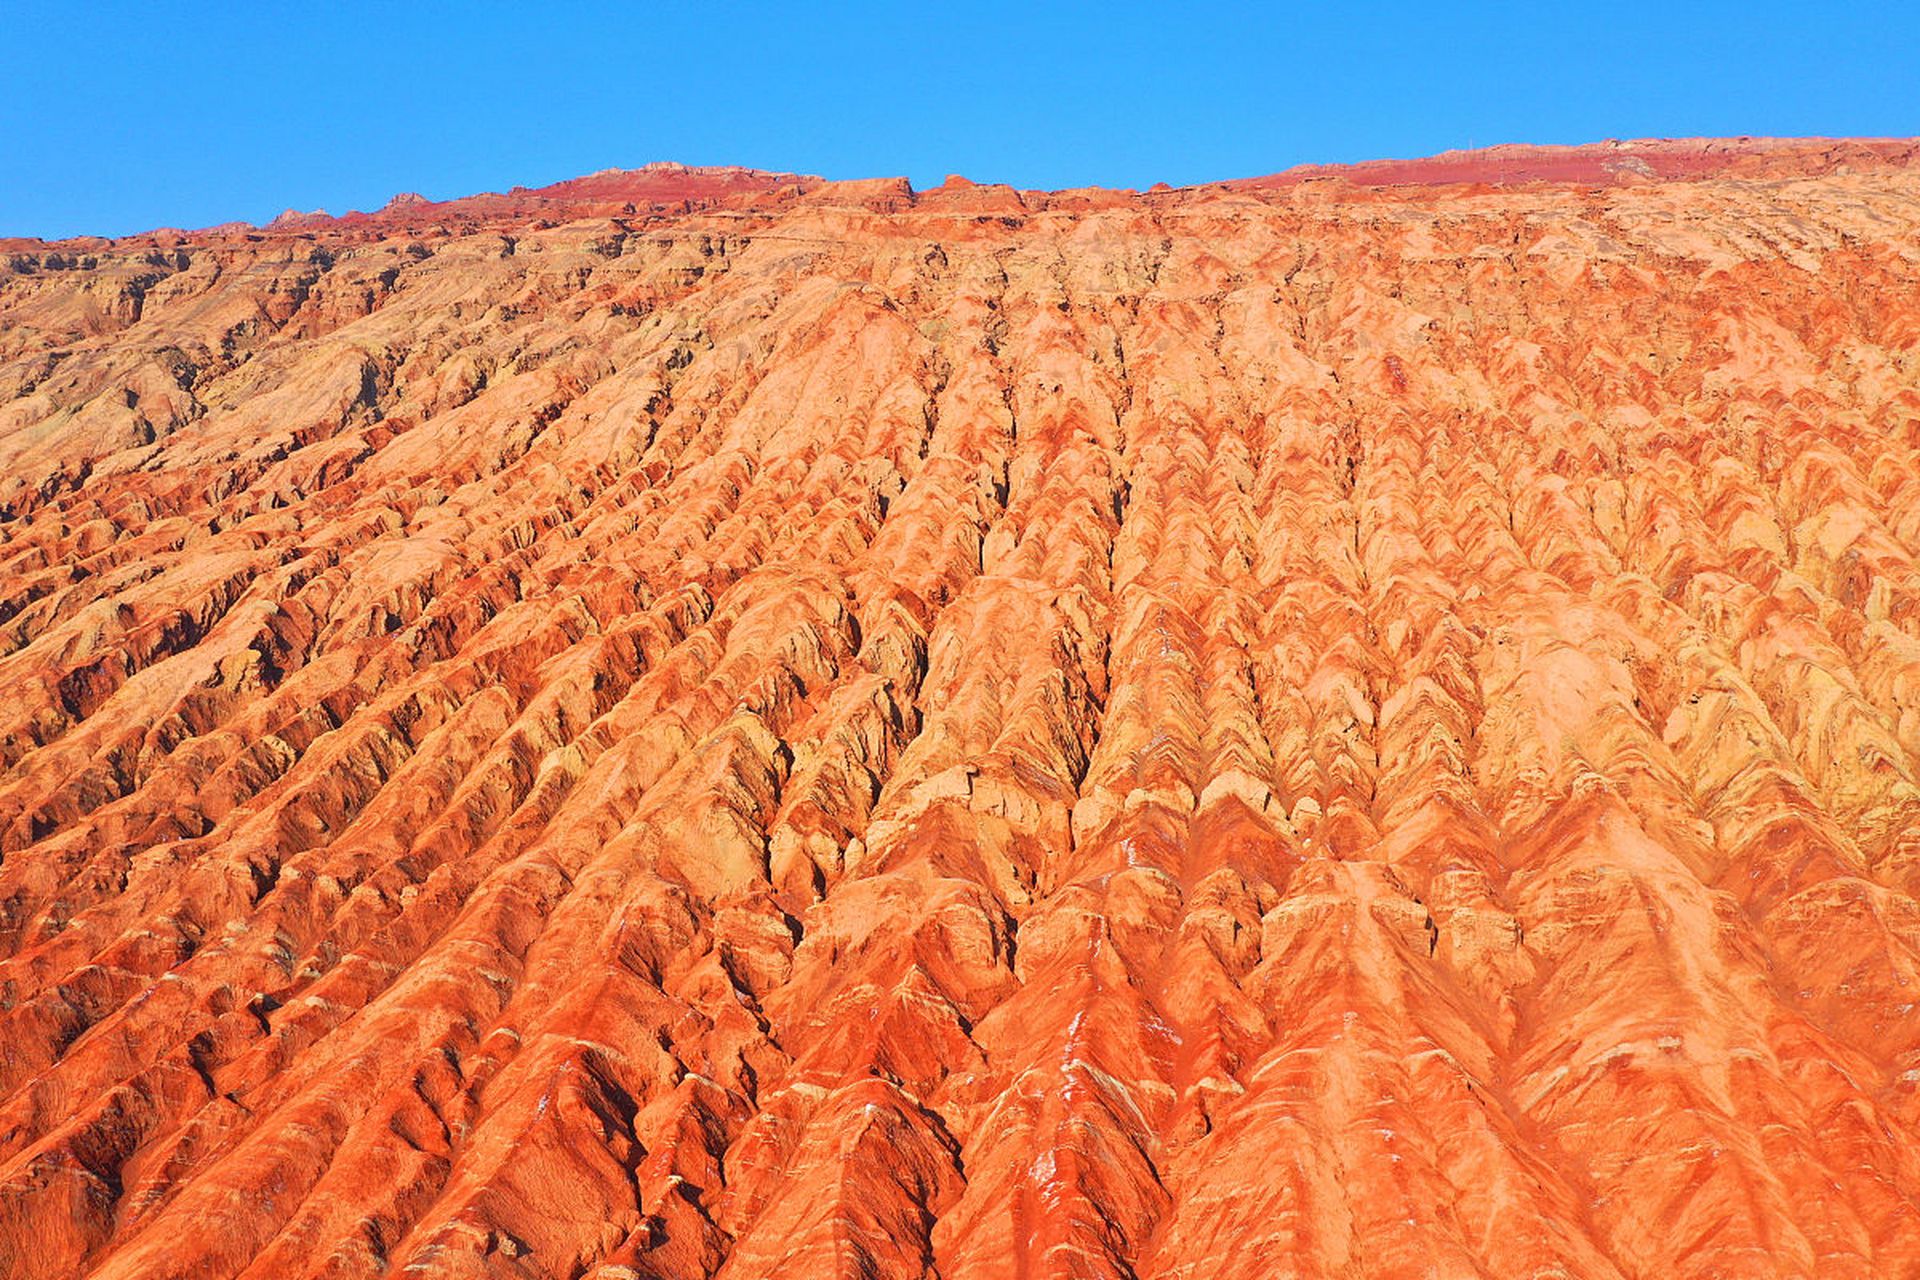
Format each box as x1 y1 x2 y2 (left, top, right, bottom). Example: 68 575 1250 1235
3 138 1920 1278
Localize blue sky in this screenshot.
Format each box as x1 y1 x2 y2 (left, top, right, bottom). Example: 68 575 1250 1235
4 0 1916 238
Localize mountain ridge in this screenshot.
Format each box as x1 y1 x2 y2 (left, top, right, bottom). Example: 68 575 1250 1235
6 134 1917 248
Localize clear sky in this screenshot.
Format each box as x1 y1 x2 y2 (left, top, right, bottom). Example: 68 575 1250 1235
5 0 1916 238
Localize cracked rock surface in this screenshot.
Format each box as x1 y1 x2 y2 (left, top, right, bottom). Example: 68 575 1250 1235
4 140 1920 1277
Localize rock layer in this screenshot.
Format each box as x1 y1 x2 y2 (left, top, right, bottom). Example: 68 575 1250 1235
3 140 1920 1278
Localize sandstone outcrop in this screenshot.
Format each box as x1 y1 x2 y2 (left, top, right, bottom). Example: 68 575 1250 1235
2 140 1920 1277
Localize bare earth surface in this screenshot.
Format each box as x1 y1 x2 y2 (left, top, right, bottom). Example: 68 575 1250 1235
3 139 1920 1278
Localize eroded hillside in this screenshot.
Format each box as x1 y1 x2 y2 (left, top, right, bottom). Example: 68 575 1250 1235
3 141 1920 1278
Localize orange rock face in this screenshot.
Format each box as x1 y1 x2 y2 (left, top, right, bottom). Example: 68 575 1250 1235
4 140 1920 1278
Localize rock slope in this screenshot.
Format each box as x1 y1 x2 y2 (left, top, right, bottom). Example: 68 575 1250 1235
3 140 1920 1278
